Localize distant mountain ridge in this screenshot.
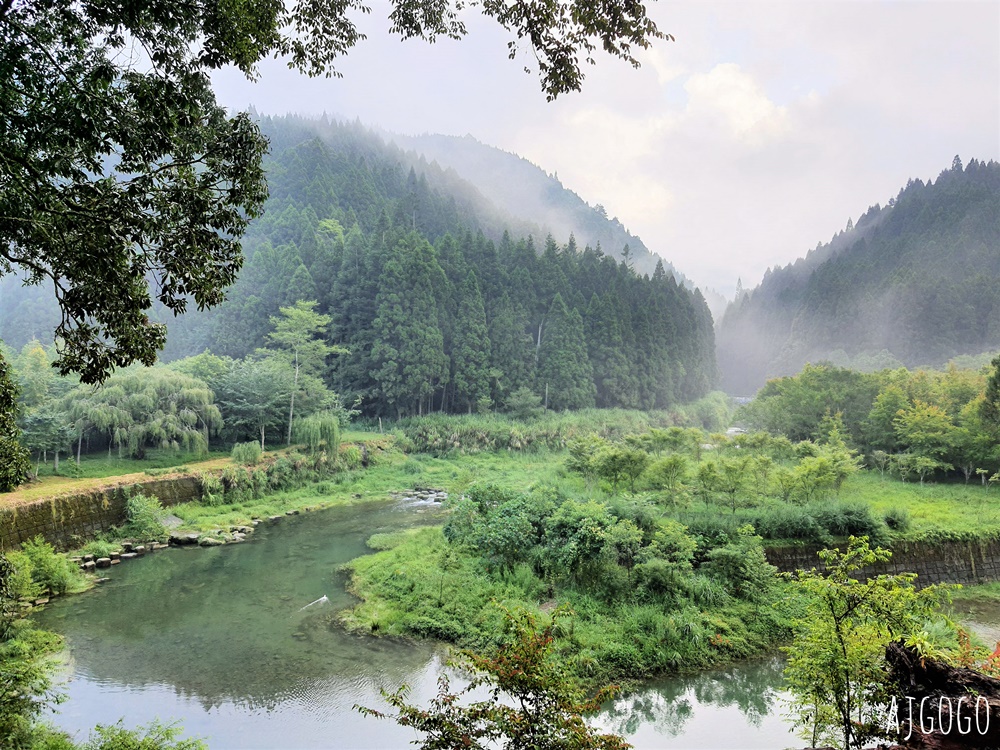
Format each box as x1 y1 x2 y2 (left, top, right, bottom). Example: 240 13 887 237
390 132 691 283
716 157 1000 394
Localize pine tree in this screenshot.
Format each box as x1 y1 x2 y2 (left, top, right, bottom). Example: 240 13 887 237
451 273 492 412
370 235 449 416
537 294 595 411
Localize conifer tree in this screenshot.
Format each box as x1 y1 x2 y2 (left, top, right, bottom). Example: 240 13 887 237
586 293 638 408
370 235 449 416
537 294 595 410
451 273 492 413
488 294 536 408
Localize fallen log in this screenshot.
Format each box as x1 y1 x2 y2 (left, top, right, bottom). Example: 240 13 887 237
881 641 1000 749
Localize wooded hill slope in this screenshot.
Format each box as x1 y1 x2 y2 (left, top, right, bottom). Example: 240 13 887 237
390 132 690 282
717 158 1000 394
0 115 717 417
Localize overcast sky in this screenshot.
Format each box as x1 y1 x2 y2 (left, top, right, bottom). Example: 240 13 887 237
213 0 1000 296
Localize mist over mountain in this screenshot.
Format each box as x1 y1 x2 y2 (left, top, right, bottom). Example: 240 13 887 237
717 157 1000 394
0 114 717 415
389 133 692 284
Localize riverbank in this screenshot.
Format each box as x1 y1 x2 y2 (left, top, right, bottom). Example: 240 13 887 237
32 497 804 750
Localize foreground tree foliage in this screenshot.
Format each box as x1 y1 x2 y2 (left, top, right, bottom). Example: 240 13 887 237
783 537 949 750
0 0 666 386
0 354 30 490
357 606 630 750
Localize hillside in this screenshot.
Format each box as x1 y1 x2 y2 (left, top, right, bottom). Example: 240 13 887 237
716 157 1000 393
0 115 717 416
390 132 690 283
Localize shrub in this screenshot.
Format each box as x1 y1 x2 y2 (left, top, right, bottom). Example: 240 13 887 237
267 456 295 489
813 502 887 545
749 505 828 544
231 441 262 466
339 445 362 470
80 540 120 559
81 720 207 749
505 386 544 421
883 506 912 532
198 473 224 506
20 537 85 596
703 526 776 601
401 459 423 475
4 551 42 602
122 493 168 542
466 483 520 512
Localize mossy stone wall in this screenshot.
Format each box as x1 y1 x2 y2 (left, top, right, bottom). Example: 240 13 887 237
0 475 202 550
766 539 1000 587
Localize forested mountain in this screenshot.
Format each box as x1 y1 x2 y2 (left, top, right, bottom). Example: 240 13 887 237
717 158 1000 394
0 115 717 417
390 132 689 282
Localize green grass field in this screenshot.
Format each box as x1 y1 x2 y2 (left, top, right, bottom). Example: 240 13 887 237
841 472 1000 542
30 449 231 479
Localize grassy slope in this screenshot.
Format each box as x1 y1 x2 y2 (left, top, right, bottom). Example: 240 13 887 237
1 453 232 507
842 472 1000 542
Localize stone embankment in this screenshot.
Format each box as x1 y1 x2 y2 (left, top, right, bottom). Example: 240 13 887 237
0 474 202 550
767 538 1000 587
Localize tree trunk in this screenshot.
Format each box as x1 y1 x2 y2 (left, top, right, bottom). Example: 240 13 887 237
260 424 265 451
287 350 298 446
884 641 1000 749
77 432 82 465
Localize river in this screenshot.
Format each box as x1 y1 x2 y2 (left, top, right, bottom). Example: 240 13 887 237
35 498 801 748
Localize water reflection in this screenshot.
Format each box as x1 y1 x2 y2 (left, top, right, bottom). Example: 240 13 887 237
599 657 790 745
37 499 800 748
37 500 445 713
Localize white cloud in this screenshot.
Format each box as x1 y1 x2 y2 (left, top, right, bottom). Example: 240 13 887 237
212 0 1000 296
683 63 791 144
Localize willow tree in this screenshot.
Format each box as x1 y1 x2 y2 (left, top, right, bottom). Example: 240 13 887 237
65 369 222 459
292 411 341 456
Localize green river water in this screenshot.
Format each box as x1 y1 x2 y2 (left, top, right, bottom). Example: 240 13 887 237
35 498 801 749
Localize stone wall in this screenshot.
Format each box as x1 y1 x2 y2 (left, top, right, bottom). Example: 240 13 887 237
766 538 1000 587
0 475 202 550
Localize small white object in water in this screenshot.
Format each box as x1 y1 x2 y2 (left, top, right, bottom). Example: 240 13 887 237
298 595 329 611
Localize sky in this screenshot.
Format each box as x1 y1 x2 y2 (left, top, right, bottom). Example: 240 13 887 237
213 0 1000 297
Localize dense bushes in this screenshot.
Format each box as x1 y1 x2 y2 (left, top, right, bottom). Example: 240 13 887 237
7 537 87 598
120 493 168 542
196 442 385 506
344 480 791 685
682 501 889 546
395 406 732 456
